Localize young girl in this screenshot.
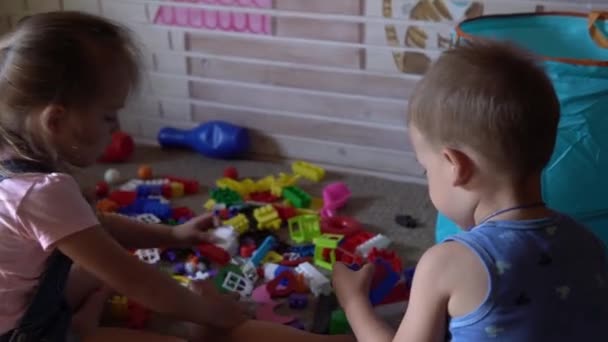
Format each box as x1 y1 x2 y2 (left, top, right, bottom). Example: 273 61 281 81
0 11 353 342
332 41 608 341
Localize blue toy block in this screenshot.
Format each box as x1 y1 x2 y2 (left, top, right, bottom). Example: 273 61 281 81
290 244 315 258
250 236 277 266
369 260 400 306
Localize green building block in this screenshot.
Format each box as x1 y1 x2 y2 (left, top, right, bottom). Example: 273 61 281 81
329 309 351 335
282 186 311 208
313 234 344 271
210 188 242 206
213 264 243 294
288 215 321 244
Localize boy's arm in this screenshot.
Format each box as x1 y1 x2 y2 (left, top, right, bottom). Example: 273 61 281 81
98 212 214 249
338 243 458 342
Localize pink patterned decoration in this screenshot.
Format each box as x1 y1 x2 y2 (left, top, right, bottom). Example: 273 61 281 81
154 0 272 34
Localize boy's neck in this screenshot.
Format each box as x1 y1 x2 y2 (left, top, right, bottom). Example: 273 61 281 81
473 174 552 225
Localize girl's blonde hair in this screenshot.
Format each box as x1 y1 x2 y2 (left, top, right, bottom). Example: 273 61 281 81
0 11 140 169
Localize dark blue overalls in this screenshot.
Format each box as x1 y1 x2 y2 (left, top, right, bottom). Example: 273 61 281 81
0 160 73 342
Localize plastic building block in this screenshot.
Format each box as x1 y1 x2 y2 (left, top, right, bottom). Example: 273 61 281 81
104 168 121 185
250 236 277 266
126 300 149 329
291 161 325 182
210 188 242 206
329 309 351 335
217 177 247 197
253 205 281 230
368 248 403 274
294 262 331 297
171 207 194 221
355 234 391 258
170 182 185 198
280 256 313 268
134 248 160 264
136 184 163 197
99 131 134 163
266 270 297 298
274 205 297 221
224 166 239 180
321 216 362 236
270 183 283 197
240 243 256 258
198 243 230 266
138 165 152 180
255 176 274 192
223 213 249 235
288 215 321 244
109 295 128 320
241 178 256 195
96 199 119 213
222 271 254 297
311 293 338 334
109 191 137 206
288 293 308 310
134 213 161 224
158 121 249 159
166 176 199 194
119 179 142 191
249 191 279 203
369 260 400 306
282 186 311 208
262 251 283 264
313 234 344 271
240 260 259 283
263 263 292 282
212 226 239 256
290 244 316 258
335 247 364 266
95 181 109 198
214 264 244 293
311 198 324 210
321 182 351 217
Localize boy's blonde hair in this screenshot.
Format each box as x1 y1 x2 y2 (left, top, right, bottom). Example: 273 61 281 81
407 40 560 179
0 11 140 168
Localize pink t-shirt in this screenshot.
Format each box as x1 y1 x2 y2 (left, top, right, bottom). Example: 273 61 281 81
0 173 99 334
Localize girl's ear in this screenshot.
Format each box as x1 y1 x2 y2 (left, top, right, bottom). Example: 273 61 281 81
442 147 474 187
39 104 67 135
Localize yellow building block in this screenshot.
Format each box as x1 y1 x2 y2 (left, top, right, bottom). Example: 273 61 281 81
263 251 284 264
277 172 301 187
292 161 325 182
217 177 246 197
223 213 250 235
241 178 256 195
255 175 275 192
170 182 185 198
270 184 283 197
204 199 216 210
173 275 191 286
254 205 281 229
109 295 128 320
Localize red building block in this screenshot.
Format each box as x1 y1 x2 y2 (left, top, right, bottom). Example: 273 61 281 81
368 248 403 274
250 191 279 203
339 231 375 254
224 167 239 180
240 243 256 258
274 205 297 221
321 216 362 236
99 131 134 163
95 181 109 198
166 176 200 194
266 270 297 298
197 243 230 266
108 191 137 206
126 300 149 330
172 207 194 221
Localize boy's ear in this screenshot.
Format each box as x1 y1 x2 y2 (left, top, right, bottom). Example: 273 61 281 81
40 104 67 135
442 147 474 187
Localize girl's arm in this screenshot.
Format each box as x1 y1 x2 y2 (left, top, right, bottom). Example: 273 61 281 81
98 213 214 249
334 243 462 342
57 225 245 329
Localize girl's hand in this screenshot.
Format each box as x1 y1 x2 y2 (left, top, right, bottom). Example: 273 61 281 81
332 262 375 311
189 280 249 329
172 214 217 246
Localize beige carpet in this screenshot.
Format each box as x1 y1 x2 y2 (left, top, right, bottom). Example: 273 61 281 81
78 145 437 264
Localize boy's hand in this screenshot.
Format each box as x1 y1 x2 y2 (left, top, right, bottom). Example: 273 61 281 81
189 280 249 329
172 214 217 246
332 262 375 310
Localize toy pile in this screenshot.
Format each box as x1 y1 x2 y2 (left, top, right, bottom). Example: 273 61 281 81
95 161 416 334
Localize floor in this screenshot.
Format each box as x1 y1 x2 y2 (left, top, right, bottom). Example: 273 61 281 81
76 145 438 333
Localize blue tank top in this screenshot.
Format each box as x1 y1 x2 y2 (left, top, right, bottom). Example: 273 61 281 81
444 214 608 342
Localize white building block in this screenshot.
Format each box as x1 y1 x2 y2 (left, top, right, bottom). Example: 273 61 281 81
356 234 391 258
135 248 160 264
212 226 238 256
135 213 161 224
241 260 259 283
222 271 253 297
26 0 61 12
161 99 192 120
63 0 100 14
295 262 331 297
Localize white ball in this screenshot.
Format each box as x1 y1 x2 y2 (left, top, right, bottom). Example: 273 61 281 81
104 168 121 185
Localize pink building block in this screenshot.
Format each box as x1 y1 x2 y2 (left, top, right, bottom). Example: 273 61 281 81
321 182 351 217
154 0 272 34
